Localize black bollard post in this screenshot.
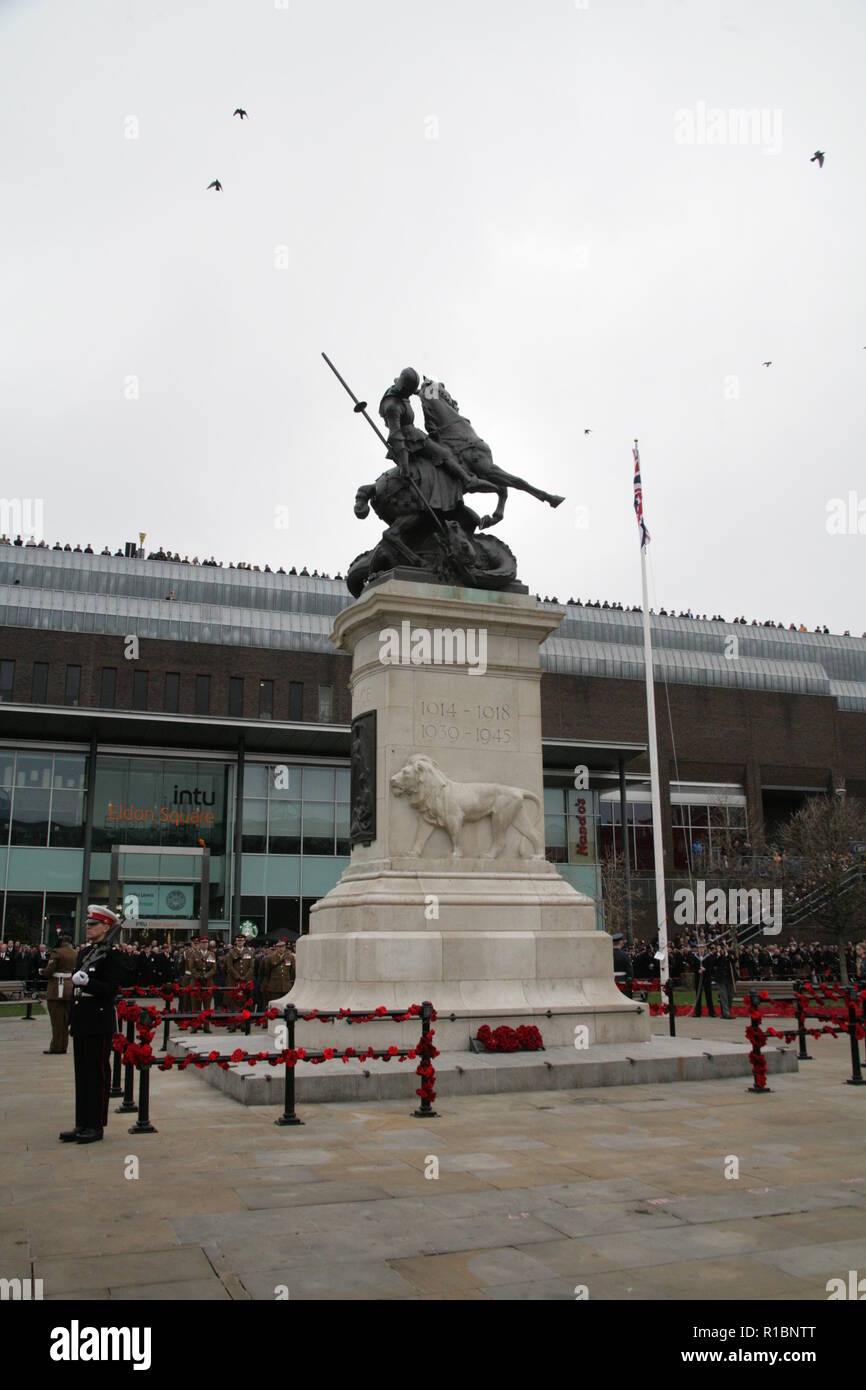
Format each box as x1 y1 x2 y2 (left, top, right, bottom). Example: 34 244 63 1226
665 979 677 1037
110 1038 123 1098
746 991 773 1095
116 1014 139 1114
796 993 813 1061
275 1005 303 1126
129 1063 157 1134
412 1000 440 1119
845 988 864 1087
24 997 35 1021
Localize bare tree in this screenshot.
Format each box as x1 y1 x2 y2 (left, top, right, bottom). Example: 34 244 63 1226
600 849 628 942
776 792 866 983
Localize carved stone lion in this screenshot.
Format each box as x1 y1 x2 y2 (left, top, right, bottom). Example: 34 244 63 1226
390 754 545 860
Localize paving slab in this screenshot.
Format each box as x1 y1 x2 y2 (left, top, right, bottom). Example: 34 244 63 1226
35 1246 214 1295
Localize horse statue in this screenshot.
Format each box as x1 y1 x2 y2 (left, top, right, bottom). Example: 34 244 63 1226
418 380 564 528
332 361 562 597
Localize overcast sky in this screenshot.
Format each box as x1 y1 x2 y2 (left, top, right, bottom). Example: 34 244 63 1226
2 0 864 632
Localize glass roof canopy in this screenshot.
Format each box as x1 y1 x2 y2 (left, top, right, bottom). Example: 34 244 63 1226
2 548 864 706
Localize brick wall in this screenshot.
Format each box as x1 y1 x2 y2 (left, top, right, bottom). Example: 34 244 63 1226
0 629 352 724
2 628 865 825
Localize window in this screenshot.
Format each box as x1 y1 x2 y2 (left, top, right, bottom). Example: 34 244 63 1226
670 796 749 872
239 896 266 937
241 796 267 853
195 675 210 715
259 679 274 721
336 769 350 855
303 799 335 855
289 681 303 720
544 786 568 864
45 893 79 942
268 798 301 854
239 762 349 859
0 660 14 703
90 754 230 862
100 667 117 708
164 672 180 713
1 892 43 944
302 766 335 854
49 781 86 846
317 685 333 722
10 752 52 847
65 664 81 706
132 670 148 711
229 677 244 718
267 897 300 939
31 662 48 704
269 762 301 853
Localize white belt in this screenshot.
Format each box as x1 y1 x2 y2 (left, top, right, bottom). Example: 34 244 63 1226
55 972 71 979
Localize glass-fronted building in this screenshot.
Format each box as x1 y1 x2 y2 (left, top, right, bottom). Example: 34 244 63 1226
0 733 354 943
2 543 863 941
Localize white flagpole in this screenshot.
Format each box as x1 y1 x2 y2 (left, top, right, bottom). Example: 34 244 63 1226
635 440 669 991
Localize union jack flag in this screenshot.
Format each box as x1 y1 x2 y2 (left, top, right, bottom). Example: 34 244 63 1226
633 442 650 548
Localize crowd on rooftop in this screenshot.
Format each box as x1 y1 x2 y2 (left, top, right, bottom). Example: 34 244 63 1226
536 594 855 637
0 534 343 581
0 534 859 636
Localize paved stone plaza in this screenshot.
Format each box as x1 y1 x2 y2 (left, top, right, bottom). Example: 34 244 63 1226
2 1011 865 1301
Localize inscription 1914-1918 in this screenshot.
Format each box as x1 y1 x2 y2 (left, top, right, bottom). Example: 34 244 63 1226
350 710 377 846
415 697 516 750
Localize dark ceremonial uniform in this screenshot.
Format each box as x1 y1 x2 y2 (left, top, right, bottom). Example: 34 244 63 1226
693 953 717 1018
614 945 633 1000
710 950 736 1018
68 943 125 1137
41 941 77 1053
137 949 162 991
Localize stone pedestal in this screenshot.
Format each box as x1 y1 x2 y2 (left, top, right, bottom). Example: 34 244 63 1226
277 578 648 1051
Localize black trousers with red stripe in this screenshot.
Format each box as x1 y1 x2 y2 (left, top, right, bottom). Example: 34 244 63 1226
72 1033 112 1132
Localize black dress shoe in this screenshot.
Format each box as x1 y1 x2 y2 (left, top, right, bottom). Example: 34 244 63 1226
59 1129 82 1142
44 1049 57 1054
75 1128 103 1144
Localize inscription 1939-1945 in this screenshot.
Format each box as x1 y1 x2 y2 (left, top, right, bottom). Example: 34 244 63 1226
415 697 517 750
350 710 377 846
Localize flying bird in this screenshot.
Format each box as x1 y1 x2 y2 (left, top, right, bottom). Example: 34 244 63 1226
233 108 248 120
207 179 222 191
584 428 592 435
810 150 825 167
762 361 772 367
